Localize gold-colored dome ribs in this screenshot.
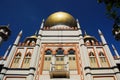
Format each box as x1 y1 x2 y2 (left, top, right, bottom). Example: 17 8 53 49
44 11 77 27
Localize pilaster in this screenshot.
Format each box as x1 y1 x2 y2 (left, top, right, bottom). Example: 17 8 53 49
77 19 92 80
64 54 69 71
27 20 44 80
51 54 56 71
93 47 101 67
98 29 116 66
98 29 120 79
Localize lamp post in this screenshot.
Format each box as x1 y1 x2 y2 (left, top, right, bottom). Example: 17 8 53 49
0 25 11 45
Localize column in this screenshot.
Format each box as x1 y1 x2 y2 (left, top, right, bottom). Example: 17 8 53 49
27 20 44 80
51 54 56 71
98 29 120 80
64 54 69 71
77 19 93 80
98 29 116 66
94 47 101 67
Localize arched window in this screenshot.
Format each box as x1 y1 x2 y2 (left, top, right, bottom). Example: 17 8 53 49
99 52 109 67
89 52 98 68
22 52 31 68
68 49 75 55
11 52 21 68
45 49 52 55
56 48 64 55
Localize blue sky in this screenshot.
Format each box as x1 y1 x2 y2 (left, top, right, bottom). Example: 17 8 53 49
0 0 120 56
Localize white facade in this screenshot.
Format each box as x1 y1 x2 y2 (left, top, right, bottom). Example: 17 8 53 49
0 11 120 80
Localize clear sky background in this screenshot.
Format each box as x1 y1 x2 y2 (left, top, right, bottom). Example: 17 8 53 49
0 0 120 56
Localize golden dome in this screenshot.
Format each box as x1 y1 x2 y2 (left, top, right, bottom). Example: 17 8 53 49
24 35 37 42
25 35 37 39
84 35 98 41
44 11 77 27
84 35 93 39
29 35 37 39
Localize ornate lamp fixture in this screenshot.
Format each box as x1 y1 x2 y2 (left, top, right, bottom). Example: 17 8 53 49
112 23 120 40
0 25 11 44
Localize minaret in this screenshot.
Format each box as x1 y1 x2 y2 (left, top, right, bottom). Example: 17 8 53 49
112 44 120 59
5 30 22 67
0 30 22 80
98 29 116 66
76 19 82 34
27 19 44 80
77 19 93 80
98 29 107 44
3 45 11 59
0 45 11 64
0 25 11 45
98 29 120 80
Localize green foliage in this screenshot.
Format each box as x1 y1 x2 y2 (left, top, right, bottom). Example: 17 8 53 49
98 0 120 23
98 0 120 40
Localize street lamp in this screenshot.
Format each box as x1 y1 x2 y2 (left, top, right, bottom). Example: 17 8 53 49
0 25 11 45
112 23 120 40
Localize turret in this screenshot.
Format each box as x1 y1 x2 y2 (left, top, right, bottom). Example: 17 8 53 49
27 20 44 80
98 29 107 44
14 30 22 45
76 19 82 35
4 30 22 67
38 19 44 34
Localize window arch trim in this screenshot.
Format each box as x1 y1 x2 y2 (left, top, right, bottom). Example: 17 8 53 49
21 52 32 68
45 48 52 55
68 48 75 55
56 48 64 55
98 51 110 67
11 51 22 68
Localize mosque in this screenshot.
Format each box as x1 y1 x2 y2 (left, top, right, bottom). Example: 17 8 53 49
0 11 120 80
